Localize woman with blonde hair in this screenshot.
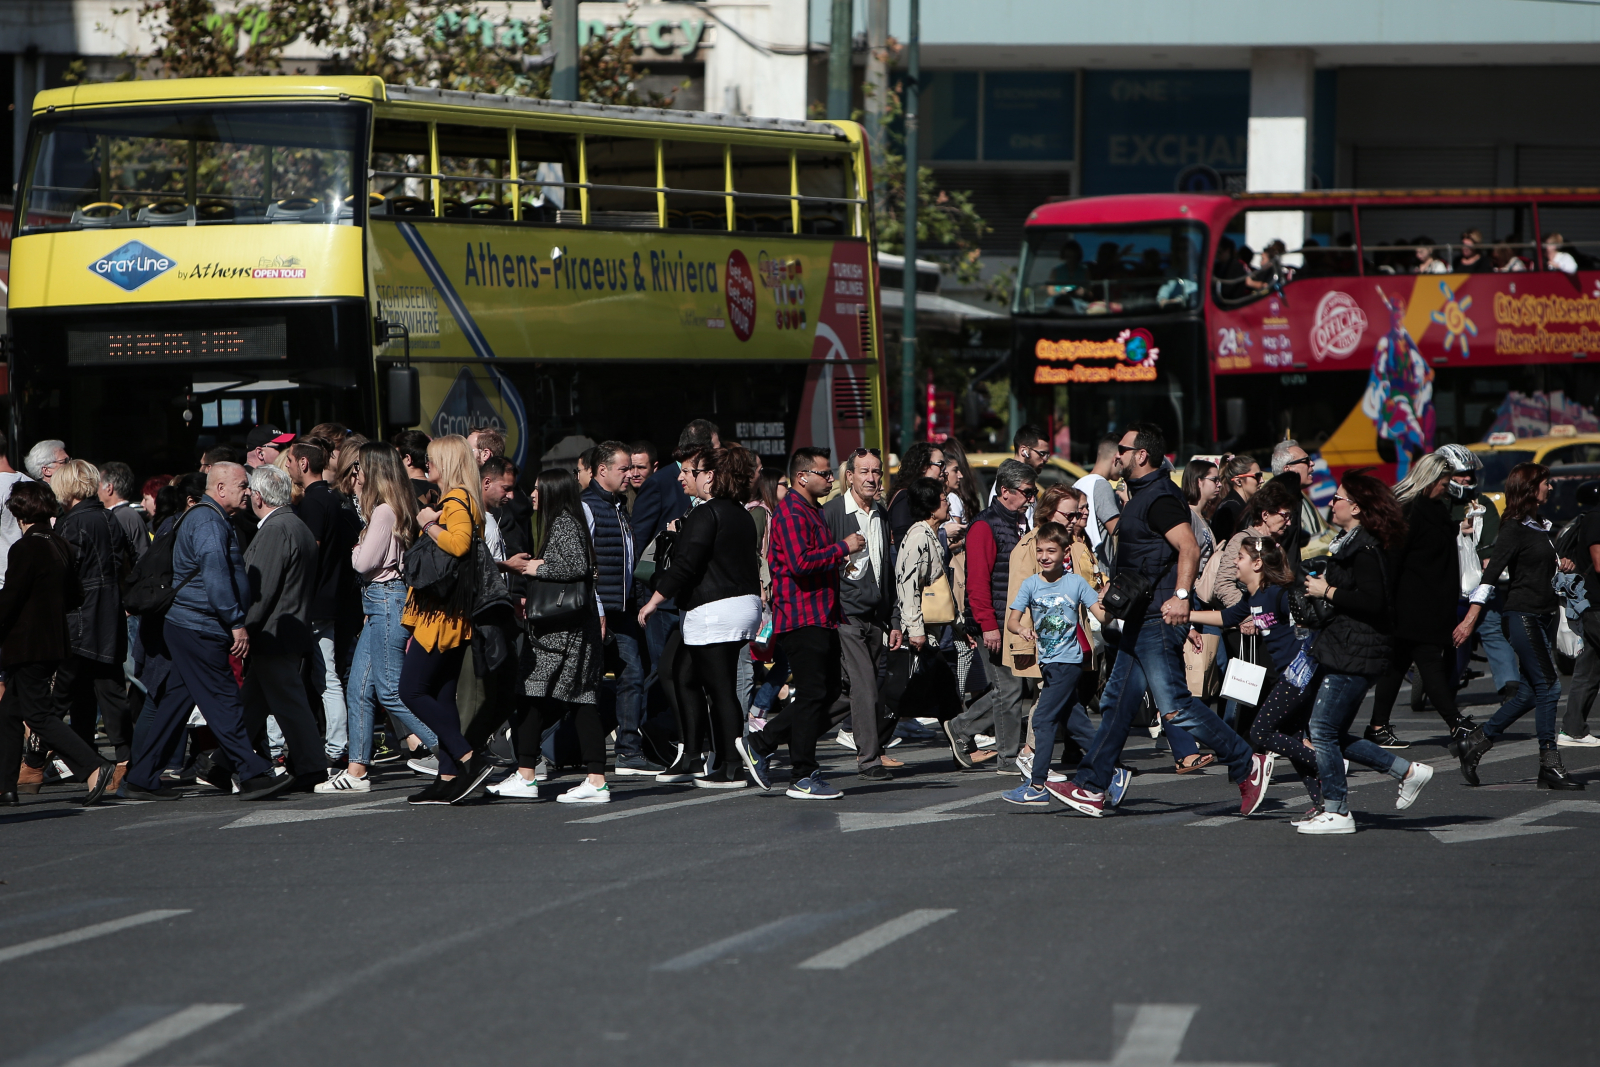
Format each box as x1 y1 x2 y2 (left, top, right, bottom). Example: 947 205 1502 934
401 434 492 805
319 441 433 793
50 458 136 792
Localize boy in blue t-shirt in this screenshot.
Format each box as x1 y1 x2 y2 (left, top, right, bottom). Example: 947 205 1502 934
1002 522 1106 806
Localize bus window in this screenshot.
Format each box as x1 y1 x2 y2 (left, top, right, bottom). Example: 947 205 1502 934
1215 207 1356 304
438 123 512 220
582 136 660 228
515 128 577 223
1357 204 1515 275
662 140 728 230
729 144 794 234
1015 222 1206 317
371 118 433 217
796 149 853 236
1536 204 1600 271
20 103 364 230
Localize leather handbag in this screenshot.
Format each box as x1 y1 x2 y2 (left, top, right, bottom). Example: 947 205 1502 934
920 572 957 626
526 570 593 627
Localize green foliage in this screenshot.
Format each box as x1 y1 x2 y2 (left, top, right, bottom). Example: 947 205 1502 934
115 0 671 105
867 84 991 287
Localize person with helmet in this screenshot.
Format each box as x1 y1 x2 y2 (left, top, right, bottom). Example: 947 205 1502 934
1558 479 1600 747
1438 443 1524 711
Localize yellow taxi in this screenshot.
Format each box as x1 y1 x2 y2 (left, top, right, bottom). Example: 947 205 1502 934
1466 429 1600 507
964 452 1088 500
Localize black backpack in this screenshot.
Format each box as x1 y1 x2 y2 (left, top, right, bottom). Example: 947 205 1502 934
121 507 197 617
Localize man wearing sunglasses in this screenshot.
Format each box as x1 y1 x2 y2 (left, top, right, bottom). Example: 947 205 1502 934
948 459 1038 773
985 424 1052 525
1050 423 1270 818
1269 439 1316 565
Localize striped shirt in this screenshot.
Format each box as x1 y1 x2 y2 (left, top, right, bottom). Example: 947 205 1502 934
769 491 849 633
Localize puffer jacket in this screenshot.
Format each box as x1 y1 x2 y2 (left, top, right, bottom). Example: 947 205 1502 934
1311 525 1393 676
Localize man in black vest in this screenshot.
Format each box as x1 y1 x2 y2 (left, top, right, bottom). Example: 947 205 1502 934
1049 423 1270 818
584 440 658 775
822 447 901 780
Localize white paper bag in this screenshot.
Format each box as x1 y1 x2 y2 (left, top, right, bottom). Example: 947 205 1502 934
1220 657 1268 706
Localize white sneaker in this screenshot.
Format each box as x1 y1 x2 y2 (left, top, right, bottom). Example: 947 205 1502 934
1396 761 1433 810
314 769 371 793
835 729 857 751
1046 769 1068 783
556 779 611 804
487 772 544 801
975 733 997 750
1016 752 1035 780
532 759 551 782
1558 731 1600 748
1296 810 1356 835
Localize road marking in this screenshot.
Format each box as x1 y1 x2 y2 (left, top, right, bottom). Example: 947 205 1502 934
566 788 756 824
796 908 955 969
1431 799 1600 843
58 1003 242 1067
837 790 998 832
220 797 406 829
652 910 861 971
1014 1003 1273 1067
0 910 191 964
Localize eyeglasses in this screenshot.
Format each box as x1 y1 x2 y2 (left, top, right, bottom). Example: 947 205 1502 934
1331 494 1352 505
926 460 948 471
1237 472 1263 483
1285 456 1312 468
1116 444 1137 454
851 447 881 459
1019 487 1038 499
684 466 715 477
806 467 836 481
349 462 360 475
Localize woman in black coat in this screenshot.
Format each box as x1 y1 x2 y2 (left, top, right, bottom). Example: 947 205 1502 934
51 460 136 779
0 482 116 805
639 445 763 787
1364 452 1484 755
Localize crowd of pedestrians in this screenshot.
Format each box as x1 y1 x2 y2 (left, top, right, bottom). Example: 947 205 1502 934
0 416 1590 832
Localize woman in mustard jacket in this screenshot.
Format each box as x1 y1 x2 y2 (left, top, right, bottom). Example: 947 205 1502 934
401 435 492 806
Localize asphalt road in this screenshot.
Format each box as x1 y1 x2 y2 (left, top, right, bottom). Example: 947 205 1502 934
3 672 1598 1067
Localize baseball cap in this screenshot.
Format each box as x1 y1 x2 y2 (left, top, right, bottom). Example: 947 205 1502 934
245 425 296 451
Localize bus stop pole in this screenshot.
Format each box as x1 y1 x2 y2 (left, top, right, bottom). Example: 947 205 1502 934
899 0 920 454
552 0 580 101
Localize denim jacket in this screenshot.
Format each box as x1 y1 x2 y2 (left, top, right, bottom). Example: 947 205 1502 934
166 497 251 638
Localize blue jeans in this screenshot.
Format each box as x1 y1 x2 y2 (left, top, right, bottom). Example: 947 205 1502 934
345 581 436 764
608 615 646 760
1460 592 1521 691
1031 662 1093 786
1307 669 1409 815
1485 610 1561 747
309 620 347 762
1076 612 1255 793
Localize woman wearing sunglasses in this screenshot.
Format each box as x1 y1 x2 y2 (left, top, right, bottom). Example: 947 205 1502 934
1210 454 1263 544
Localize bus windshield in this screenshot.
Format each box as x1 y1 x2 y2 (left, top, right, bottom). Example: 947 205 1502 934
1015 222 1206 318
21 103 365 230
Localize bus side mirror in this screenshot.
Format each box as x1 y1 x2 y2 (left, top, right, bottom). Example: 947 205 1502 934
385 364 420 428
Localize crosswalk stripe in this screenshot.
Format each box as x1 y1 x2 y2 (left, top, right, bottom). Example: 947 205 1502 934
796 908 956 969
59 1004 242 1067
0 910 191 964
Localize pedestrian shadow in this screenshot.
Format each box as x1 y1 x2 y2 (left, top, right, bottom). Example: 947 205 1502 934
0 807 88 826
1359 812 1495 831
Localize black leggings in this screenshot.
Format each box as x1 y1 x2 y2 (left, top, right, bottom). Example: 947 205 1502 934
1249 672 1322 804
1369 639 1462 731
399 642 470 775
509 697 584 772
1 661 106 790
674 640 745 771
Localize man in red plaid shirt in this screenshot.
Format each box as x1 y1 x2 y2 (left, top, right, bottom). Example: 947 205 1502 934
736 447 865 799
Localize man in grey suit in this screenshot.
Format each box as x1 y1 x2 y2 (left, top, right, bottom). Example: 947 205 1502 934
822 448 902 781
239 464 326 788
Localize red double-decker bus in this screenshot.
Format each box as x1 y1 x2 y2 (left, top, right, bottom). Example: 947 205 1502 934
1011 187 1600 476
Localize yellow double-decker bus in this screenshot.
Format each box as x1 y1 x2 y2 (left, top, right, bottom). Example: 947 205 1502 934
8 76 883 473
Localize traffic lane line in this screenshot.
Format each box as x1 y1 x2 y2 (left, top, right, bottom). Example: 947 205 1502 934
652 908 870 972
566 788 759 824
56 1003 243 1067
0 898 128 933
0 909 191 965
796 909 956 970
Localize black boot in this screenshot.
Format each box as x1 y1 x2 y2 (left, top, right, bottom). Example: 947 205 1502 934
1459 727 1493 786
1447 718 1478 759
1538 747 1585 790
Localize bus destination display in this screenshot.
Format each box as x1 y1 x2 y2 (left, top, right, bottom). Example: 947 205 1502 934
67 322 287 366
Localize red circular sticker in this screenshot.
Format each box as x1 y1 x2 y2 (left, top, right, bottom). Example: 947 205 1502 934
725 250 756 342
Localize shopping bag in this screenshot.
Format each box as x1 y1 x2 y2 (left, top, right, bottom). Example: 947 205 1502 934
1219 636 1269 706
1184 630 1221 698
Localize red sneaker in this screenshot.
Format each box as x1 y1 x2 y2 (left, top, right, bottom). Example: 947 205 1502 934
1238 753 1275 816
1045 780 1105 817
